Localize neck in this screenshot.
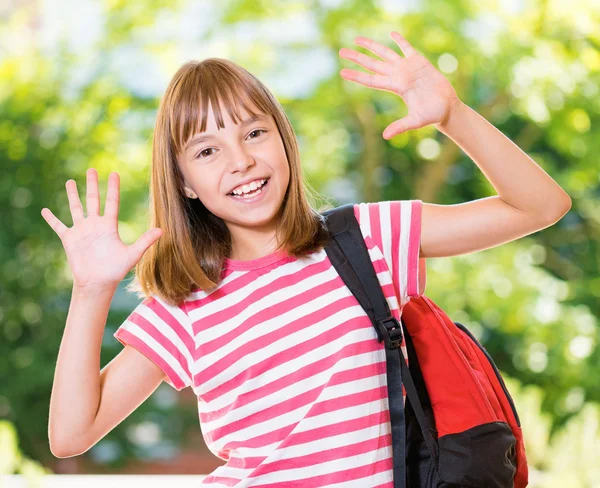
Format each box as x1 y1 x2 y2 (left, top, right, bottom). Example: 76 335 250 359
228 228 282 261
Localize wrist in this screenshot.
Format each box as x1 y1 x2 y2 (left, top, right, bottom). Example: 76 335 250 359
435 98 465 133
72 283 118 299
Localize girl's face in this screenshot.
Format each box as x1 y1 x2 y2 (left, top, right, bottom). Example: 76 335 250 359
177 101 290 259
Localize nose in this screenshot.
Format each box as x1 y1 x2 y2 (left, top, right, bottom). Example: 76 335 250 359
228 146 256 173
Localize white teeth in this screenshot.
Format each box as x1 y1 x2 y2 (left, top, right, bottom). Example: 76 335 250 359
231 178 266 195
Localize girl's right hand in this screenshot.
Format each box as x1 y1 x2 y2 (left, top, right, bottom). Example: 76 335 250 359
41 168 163 291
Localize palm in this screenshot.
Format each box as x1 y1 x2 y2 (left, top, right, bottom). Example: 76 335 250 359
389 56 458 128
41 169 162 290
62 215 134 288
339 31 461 136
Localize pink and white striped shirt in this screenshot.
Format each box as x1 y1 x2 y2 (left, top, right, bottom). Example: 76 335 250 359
114 200 427 487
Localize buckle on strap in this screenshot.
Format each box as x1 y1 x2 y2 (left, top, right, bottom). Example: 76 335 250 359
376 316 403 350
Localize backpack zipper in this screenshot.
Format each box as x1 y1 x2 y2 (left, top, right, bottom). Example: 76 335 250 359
453 321 522 428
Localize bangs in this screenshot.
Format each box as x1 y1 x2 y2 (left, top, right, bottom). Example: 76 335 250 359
170 68 270 156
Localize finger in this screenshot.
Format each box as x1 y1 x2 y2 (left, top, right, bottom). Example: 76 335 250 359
86 168 100 216
391 31 417 58
66 179 85 223
340 68 392 92
103 172 120 221
41 207 68 239
383 115 422 139
339 47 391 76
354 36 403 63
128 228 163 264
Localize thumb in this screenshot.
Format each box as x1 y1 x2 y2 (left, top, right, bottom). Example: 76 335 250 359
129 228 163 264
383 114 421 139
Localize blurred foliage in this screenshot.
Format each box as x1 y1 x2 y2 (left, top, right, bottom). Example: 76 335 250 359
500 377 600 487
0 419 53 485
0 0 599 483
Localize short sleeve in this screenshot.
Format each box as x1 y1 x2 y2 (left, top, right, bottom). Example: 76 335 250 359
353 200 427 307
113 295 195 391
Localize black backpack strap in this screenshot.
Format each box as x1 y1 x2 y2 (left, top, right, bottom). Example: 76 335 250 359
322 204 438 487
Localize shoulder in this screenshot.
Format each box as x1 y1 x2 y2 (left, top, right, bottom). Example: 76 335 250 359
353 200 422 235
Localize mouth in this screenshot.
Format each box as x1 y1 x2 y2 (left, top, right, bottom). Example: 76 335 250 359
227 177 270 198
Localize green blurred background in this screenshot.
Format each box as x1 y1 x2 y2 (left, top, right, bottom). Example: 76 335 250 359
1 0 599 486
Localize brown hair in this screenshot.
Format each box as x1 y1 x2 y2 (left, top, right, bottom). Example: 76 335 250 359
126 58 335 306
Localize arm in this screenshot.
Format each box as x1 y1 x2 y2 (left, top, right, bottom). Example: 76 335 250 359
419 101 571 259
436 100 571 217
337 31 571 260
48 285 113 456
42 169 167 457
48 285 166 458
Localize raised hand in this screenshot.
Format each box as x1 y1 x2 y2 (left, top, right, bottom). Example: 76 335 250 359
338 31 462 138
41 168 163 291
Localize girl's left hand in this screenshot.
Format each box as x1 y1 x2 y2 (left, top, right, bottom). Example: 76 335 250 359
339 31 462 139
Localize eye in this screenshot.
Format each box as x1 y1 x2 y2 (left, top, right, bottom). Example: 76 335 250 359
193 130 266 160
249 129 266 139
195 148 215 159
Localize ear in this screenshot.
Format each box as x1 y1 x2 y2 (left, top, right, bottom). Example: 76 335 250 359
177 156 196 198
183 183 196 199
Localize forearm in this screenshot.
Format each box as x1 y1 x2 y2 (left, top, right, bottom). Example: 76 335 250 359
48 285 116 454
436 101 572 218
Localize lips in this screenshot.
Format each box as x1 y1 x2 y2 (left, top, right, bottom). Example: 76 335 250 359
227 177 269 196
227 177 271 203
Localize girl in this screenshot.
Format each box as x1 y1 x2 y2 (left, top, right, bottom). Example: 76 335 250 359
44 31 570 486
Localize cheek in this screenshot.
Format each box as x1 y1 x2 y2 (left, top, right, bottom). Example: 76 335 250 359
196 192 228 220
193 174 218 193
193 178 224 206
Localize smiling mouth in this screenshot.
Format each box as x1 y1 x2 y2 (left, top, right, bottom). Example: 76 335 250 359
227 178 270 197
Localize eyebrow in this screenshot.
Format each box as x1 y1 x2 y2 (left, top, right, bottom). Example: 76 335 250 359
185 113 270 152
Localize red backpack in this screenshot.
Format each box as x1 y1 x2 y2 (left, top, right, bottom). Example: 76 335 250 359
322 204 529 488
